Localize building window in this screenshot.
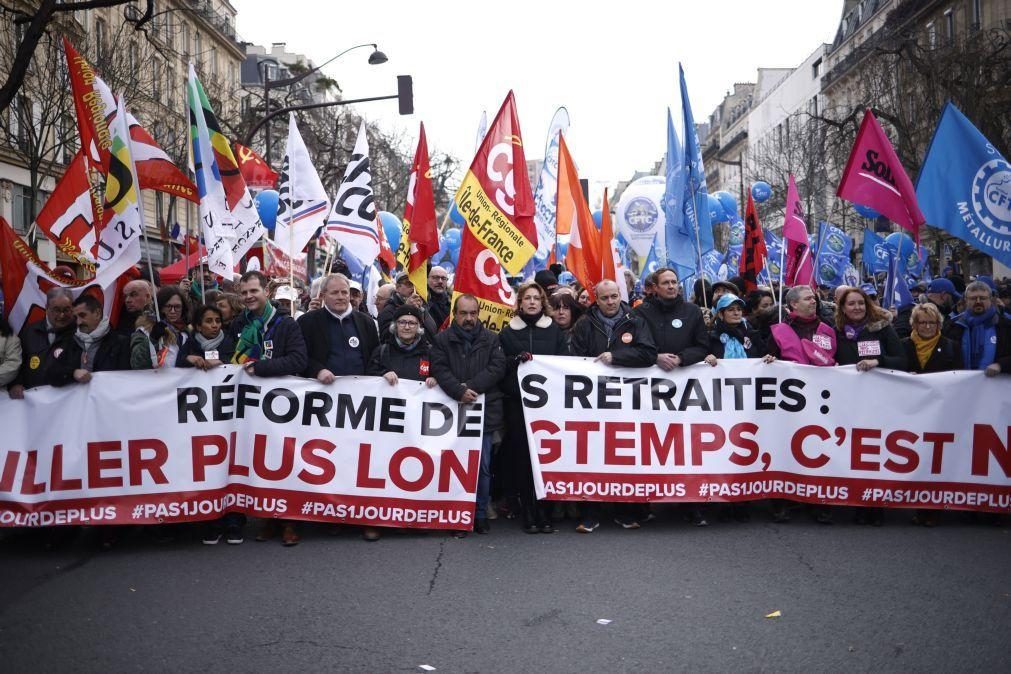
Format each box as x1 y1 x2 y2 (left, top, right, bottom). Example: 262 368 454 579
194 31 202 71
95 17 107 57
971 0 982 30
12 185 33 234
211 46 218 80
166 67 176 110
812 57 822 79
926 21 936 49
152 59 162 103
181 23 190 63
944 9 954 43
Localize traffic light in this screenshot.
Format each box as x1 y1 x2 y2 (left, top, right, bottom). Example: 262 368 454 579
397 75 413 115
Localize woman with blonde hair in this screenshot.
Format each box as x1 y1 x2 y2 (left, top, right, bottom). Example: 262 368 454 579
901 302 962 373
498 281 568 533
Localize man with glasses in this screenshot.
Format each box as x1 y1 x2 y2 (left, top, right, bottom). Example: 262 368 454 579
427 266 452 329
944 280 1011 377
46 294 131 385
7 288 77 397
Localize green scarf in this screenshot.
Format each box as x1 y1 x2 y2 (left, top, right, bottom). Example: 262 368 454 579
232 302 277 364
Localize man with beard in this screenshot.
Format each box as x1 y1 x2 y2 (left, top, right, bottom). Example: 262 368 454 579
427 266 452 328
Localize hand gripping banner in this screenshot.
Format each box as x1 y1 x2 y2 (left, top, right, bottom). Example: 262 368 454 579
0 368 483 530
520 357 1011 512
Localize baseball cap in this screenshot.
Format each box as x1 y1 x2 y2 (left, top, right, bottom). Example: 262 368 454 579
927 278 962 298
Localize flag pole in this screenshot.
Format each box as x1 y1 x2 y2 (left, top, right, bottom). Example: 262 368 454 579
777 232 785 323
288 119 296 317
689 194 709 310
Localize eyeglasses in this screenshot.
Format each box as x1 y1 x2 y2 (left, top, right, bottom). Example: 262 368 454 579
396 320 420 327
430 275 448 281
915 321 939 327
163 303 184 312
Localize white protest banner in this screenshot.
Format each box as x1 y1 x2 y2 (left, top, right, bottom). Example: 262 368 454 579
520 357 1011 512
0 367 482 530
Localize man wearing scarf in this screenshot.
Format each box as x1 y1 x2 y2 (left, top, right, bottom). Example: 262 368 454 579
8 288 77 397
229 271 307 379
945 281 1011 377
298 274 379 384
633 268 709 371
431 294 507 536
46 294 131 386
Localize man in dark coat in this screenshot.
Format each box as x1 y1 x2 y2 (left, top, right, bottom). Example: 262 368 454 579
427 266 452 329
632 267 709 370
298 274 380 384
430 294 507 535
570 280 657 367
46 294 131 386
229 271 307 380
944 280 1011 376
115 279 154 336
8 287 77 397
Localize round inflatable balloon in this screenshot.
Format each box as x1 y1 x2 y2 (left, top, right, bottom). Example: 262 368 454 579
442 262 455 274
449 204 466 227
615 175 666 258
885 231 918 270
444 228 462 250
591 210 603 230
708 194 728 224
449 247 460 266
751 181 772 203
714 191 738 219
378 211 402 252
853 203 881 220
255 190 280 232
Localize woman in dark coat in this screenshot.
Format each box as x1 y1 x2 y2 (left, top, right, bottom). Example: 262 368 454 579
704 293 767 362
177 305 236 369
901 303 962 374
834 286 907 373
499 282 568 533
367 304 437 387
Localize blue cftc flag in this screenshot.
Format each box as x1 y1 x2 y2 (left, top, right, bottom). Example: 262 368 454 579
814 222 852 287
862 228 890 274
917 102 1011 268
882 244 914 310
662 108 695 282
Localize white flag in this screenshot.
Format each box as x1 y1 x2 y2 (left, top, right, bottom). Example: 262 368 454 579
94 96 143 283
325 121 380 266
275 113 330 258
533 107 570 260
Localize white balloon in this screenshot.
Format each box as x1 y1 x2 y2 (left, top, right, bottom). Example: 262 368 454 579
615 176 666 258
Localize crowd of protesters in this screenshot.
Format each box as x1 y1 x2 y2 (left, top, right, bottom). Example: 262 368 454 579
1 257 1009 549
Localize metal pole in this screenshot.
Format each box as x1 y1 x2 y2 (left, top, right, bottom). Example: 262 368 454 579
263 66 271 167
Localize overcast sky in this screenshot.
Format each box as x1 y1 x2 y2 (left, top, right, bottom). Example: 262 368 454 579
235 0 842 197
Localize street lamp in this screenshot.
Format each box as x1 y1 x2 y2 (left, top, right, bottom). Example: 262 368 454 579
260 43 387 164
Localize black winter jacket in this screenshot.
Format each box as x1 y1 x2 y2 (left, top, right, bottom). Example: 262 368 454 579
498 314 568 398
632 296 709 365
367 339 432 382
297 307 379 378
569 303 657 366
834 317 907 370
13 319 75 389
228 308 308 378
427 289 451 330
46 332 132 386
175 332 236 367
708 322 767 359
901 335 963 373
378 292 439 344
430 324 507 433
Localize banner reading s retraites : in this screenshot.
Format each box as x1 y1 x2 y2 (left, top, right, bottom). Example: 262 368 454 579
0 367 482 529
520 357 1011 512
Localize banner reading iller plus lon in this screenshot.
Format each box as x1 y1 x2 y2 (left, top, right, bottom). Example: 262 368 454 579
0 367 482 529
520 357 1011 512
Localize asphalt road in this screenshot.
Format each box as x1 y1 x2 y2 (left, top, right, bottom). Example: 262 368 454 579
1 506 1009 673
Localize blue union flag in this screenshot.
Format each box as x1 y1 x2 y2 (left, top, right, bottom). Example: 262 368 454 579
917 102 1011 268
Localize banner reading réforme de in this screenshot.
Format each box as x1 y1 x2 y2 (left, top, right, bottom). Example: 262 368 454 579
520 357 1011 512
0 368 483 530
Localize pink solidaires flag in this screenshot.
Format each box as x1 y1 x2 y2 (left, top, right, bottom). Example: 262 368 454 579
782 174 815 287
836 109 925 234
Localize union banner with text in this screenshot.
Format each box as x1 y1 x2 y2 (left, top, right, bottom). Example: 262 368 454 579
0 367 483 529
520 357 1011 512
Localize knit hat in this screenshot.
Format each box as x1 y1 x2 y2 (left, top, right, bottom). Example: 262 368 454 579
534 269 559 289
393 304 424 324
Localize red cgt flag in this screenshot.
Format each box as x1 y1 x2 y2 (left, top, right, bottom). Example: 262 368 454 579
739 192 767 293
233 141 279 190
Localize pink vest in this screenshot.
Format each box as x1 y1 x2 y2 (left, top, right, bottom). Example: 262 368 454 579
771 321 837 366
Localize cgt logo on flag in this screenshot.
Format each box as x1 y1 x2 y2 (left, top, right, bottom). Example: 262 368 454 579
971 158 1011 236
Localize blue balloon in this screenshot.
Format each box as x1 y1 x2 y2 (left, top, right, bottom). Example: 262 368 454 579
442 262 455 274
449 247 460 266
707 194 729 224
255 190 280 232
853 203 881 220
444 228 462 250
378 211 402 252
449 204 466 226
714 191 738 219
555 241 568 259
591 210 603 229
885 232 917 268
751 181 772 203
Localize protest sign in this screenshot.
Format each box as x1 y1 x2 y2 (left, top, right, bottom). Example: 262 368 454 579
0 367 482 530
520 357 1011 512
